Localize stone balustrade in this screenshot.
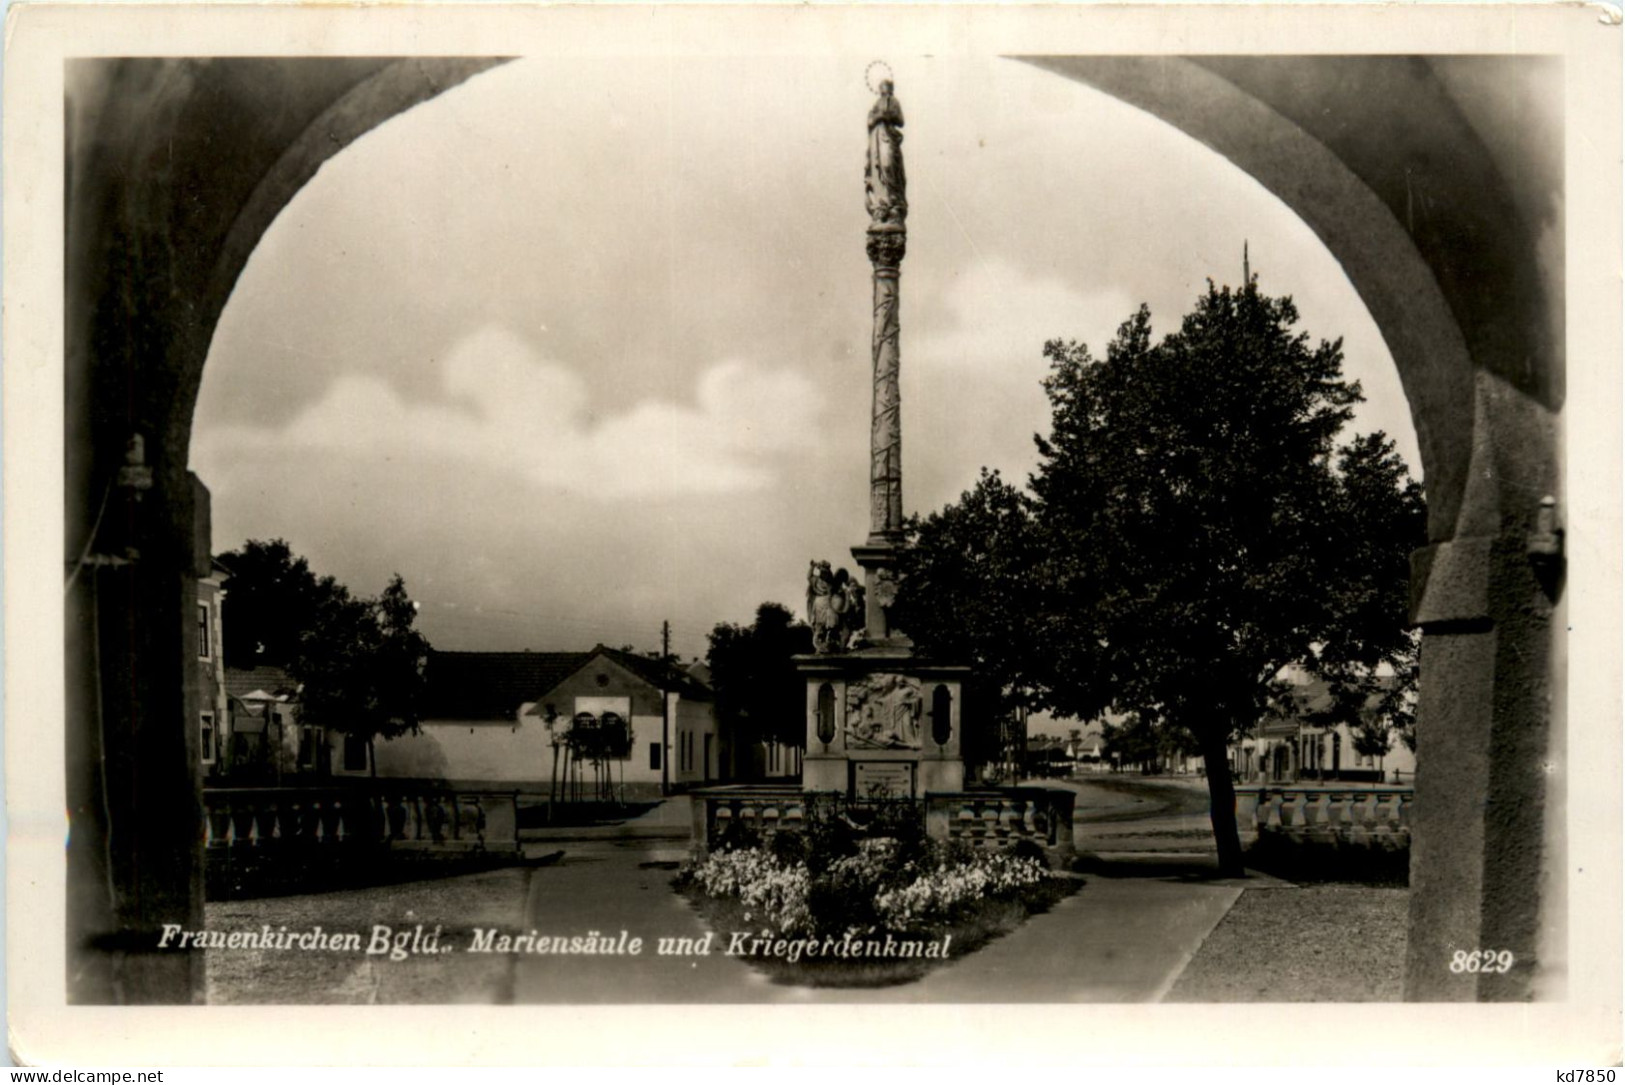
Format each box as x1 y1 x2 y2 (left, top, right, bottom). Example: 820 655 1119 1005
1234 785 1413 840
689 786 809 847
926 789 1077 857
689 786 1076 861
203 786 521 854
203 785 522 900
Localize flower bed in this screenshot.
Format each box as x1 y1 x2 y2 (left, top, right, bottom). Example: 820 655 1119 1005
674 816 1077 987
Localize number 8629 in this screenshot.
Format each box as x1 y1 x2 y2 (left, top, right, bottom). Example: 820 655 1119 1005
1449 949 1514 974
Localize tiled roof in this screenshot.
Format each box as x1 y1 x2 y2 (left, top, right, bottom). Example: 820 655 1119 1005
422 650 588 721
594 647 713 700
224 665 297 701
1269 672 1395 724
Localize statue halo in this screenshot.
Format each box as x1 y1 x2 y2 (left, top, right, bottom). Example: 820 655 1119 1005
864 60 895 95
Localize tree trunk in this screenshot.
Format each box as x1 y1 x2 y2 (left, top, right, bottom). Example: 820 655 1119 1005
1200 731 1246 877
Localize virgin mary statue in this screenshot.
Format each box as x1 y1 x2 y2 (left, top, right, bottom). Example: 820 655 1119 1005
866 80 907 227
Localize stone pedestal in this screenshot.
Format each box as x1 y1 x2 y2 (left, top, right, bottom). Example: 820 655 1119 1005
797 646 971 800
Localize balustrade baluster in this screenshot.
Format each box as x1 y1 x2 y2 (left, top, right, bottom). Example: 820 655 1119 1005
1279 791 1300 829
230 803 254 847
254 802 276 846
203 801 221 847
1346 793 1371 841
1300 789 1326 831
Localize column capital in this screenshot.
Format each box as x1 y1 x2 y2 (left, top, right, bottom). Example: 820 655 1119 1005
866 224 907 270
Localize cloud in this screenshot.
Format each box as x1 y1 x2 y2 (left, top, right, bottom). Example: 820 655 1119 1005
193 325 823 499
899 258 1137 510
917 257 1139 369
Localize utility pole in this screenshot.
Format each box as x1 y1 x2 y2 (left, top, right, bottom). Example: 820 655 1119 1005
660 619 670 796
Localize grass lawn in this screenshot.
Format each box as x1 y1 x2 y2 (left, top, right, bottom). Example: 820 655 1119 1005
1166 885 1408 1001
677 875 1079 988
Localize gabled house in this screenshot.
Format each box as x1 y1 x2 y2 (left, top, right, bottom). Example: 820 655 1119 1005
221 663 376 783
525 646 721 791
370 650 583 789
1231 669 1417 784
221 665 300 783
370 645 722 795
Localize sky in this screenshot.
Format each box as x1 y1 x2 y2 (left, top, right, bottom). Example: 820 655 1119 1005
192 55 1421 665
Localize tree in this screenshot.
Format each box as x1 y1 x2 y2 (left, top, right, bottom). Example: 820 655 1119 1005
217 538 338 669
897 282 1424 875
1024 283 1426 874
893 469 1044 719
219 540 431 771
706 603 813 765
1100 713 1163 774
292 572 430 764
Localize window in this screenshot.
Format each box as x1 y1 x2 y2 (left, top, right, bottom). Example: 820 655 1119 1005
815 683 836 745
200 712 215 764
930 685 953 747
649 742 662 771
343 733 368 772
196 603 211 660
298 726 320 770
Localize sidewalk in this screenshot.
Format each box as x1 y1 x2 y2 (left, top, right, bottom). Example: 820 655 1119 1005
786 874 1243 1004
512 836 773 1003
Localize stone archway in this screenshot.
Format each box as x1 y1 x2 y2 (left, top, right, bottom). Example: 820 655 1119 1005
66 55 1564 1004
1029 56 1564 1001
65 58 509 1003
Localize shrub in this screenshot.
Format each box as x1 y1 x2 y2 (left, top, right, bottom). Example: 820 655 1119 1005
867 801 930 865
801 799 858 876
767 829 809 868
873 850 1047 931
1008 838 1050 870
1245 829 1409 886
808 837 908 936
714 818 762 854
687 847 811 933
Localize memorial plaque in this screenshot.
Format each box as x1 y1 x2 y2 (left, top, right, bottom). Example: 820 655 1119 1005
852 760 915 799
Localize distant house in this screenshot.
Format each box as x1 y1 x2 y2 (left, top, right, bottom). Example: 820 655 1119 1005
221 663 376 783
371 646 722 794
1231 669 1417 784
221 665 300 783
194 561 230 780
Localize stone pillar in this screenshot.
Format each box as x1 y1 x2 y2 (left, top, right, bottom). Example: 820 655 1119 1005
855 79 909 643
1403 374 1563 1001
866 225 906 547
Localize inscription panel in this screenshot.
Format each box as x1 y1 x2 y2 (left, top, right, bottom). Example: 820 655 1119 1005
852 760 916 799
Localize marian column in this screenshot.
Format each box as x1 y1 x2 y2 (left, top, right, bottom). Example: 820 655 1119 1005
793 74 976 805
853 78 908 643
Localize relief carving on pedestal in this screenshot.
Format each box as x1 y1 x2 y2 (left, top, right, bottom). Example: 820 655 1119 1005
843 672 923 750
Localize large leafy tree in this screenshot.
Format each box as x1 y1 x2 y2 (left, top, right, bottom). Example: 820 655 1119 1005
706 603 812 759
1030 284 1425 874
901 282 1425 876
892 472 1046 775
218 541 431 768
893 469 1043 718
217 538 336 669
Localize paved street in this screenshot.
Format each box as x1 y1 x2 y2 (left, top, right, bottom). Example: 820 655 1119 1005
208 778 1279 1003
509 780 1252 1003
